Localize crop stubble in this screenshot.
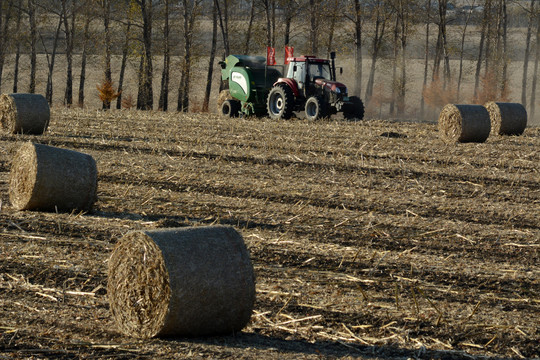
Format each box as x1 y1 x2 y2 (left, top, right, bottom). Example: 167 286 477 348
0 109 538 359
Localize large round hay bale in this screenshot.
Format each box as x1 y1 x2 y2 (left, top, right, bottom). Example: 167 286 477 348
484 101 527 136
9 142 97 211
438 104 491 143
0 93 50 134
107 226 256 339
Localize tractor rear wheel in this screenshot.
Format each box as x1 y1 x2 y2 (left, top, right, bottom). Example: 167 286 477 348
267 84 295 120
221 99 240 117
304 96 327 121
343 96 365 120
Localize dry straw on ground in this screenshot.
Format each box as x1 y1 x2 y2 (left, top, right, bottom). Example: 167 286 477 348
484 101 527 136
438 104 491 143
107 226 256 339
0 93 50 134
9 142 97 211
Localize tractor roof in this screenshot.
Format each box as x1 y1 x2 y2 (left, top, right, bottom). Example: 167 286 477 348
287 55 329 63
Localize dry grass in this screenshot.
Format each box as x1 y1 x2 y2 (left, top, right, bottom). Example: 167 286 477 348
0 108 538 359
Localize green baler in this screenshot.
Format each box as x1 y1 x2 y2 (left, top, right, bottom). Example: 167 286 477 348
219 55 283 116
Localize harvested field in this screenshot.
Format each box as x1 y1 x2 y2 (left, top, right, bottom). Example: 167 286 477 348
0 108 539 359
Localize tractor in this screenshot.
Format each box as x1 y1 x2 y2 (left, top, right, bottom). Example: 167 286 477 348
267 52 364 121
219 52 364 121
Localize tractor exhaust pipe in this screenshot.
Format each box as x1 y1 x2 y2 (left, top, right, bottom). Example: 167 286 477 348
330 51 337 81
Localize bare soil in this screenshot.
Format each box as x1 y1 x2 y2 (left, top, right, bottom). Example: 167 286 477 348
1 109 539 359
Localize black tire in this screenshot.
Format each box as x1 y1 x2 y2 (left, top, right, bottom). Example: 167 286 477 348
221 99 240 117
343 96 365 120
304 96 327 121
267 83 295 120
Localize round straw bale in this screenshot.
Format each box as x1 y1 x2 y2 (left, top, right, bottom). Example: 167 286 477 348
0 93 50 134
9 142 97 211
438 104 491 143
484 101 527 136
107 226 256 338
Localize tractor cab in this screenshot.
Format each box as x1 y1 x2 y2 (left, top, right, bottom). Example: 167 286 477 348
285 56 334 96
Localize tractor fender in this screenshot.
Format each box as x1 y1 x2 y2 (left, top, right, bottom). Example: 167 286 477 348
274 78 299 97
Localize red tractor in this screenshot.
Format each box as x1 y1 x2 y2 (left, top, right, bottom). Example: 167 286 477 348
266 52 364 121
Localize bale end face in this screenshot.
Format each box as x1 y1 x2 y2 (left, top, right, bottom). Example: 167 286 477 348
107 226 256 338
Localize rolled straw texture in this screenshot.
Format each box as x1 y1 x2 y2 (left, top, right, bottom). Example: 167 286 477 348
9 142 97 211
0 93 50 134
107 226 256 339
484 101 527 136
438 104 491 143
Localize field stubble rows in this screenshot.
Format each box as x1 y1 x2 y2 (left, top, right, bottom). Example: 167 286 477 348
0 108 539 359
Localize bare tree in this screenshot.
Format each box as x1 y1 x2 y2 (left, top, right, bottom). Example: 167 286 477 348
530 10 540 119
215 0 230 57
12 0 22 93
158 0 170 111
420 0 431 117
177 0 201 112
28 0 37 93
42 14 63 104
61 0 78 107
309 0 320 55
78 13 92 107
0 0 13 90
136 0 153 110
116 1 134 109
521 0 536 109
203 0 218 112
457 0 476 100
243 0 255 53
365 0 390 105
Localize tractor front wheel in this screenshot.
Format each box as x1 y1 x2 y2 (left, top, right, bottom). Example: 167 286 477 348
343 96 365 121
304 96 327 121
267 84 295 120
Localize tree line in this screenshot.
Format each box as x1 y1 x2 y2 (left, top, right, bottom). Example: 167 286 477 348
0 0 538 119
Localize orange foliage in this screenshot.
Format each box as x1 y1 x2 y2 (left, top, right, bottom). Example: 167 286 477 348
422 76 458 109
472 70 510 104
97 80 121 107
121 94 135 109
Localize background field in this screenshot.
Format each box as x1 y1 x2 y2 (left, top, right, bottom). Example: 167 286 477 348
0 109 538 359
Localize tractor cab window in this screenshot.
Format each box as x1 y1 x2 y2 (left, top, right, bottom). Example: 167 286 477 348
307 62 331 81
289 61 306 84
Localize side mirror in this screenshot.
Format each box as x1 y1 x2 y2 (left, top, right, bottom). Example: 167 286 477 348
293 65 297 72
340 68 343 75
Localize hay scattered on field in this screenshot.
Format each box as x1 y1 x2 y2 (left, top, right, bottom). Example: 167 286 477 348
438 104 491 143
107 226 256 338
9 142 97 211
217 90 233 112
0 93 50 134
484 102 527 136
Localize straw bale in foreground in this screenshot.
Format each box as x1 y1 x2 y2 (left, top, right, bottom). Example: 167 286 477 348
107 226 256 339
9 142 97 211
0 93 50 134
484 101 527 136
438 104 491 143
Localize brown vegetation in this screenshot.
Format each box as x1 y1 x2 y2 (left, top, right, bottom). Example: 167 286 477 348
0 109 538 359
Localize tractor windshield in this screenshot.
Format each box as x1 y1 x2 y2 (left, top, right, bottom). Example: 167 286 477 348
308 62 332 81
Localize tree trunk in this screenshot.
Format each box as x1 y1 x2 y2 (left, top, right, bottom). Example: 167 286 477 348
103 0 112 109
62 0 76 107
353 0 362 96
309 0 319 55
521 0 536 108
13 0 22 93
158 0 170 111
44 16 63 105
530 12 540 120
263 0 272 47
243 0 255 54
474 4 489 100
28 0 37 93
398 0 407 114
78 16 91 108
137 0 153 110
215 0 230 56
390 15 399 115
365 0 386 105
0 0 13 90
420 0 431 116
457 1 474 101
177 0 197 112
203 0 218 112
500 0 508 97
116 18 132 109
